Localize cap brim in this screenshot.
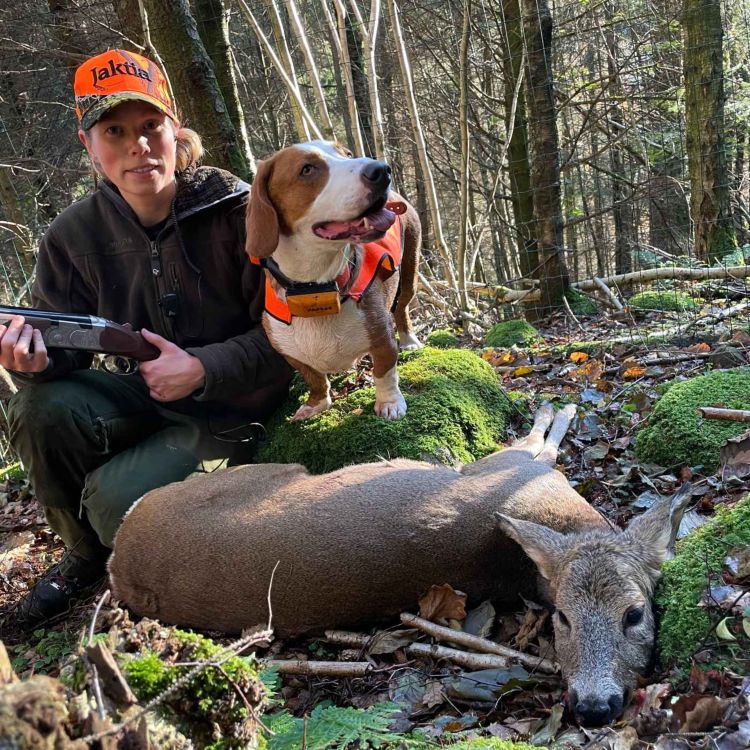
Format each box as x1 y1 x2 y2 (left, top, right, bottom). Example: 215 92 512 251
80 92 175 130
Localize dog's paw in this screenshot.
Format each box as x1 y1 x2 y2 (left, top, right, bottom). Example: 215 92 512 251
375 395 407 420
292 398 332 421
398 332 423 351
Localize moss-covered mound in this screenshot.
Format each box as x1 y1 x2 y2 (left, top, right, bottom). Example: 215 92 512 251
122 628 264 749
635 369 750 471
656 495 750 671
426 328 460 349
565 288 597 315
257 347 510 474
628 290 698 311
485 319 541 348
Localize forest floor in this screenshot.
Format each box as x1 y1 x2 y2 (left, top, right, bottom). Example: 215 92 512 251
1 303 749 749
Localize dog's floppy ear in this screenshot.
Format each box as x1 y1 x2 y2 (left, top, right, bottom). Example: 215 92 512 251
245 157 279 259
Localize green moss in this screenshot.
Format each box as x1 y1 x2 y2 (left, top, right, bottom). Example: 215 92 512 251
628 290 698 311
426 328 460 349
564 288 597 315
485 319 542 348
122 629 264 750
0 462 25 481
707 225 738 262
656 495 750 670
635 369 750 471
257 348 510 474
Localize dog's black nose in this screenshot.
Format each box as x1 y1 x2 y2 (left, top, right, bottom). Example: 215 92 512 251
361 161 391 188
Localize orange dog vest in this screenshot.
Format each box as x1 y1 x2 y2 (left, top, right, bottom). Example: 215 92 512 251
251 216 403 325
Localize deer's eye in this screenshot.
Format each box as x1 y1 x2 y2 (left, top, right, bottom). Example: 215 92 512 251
555 610 571 629
624 606 644 628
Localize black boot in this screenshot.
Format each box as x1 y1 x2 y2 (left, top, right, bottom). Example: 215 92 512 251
14 551 107 627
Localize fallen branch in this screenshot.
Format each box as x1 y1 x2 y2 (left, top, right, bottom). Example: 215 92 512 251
400 613 558 673
573 264 750 291
593 277 624 312
698 407 750 423
263 660 372 677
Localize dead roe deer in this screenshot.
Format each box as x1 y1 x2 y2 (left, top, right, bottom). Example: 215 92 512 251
109 403 689 725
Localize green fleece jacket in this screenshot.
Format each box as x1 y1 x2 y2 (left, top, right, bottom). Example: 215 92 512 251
19 166 291 412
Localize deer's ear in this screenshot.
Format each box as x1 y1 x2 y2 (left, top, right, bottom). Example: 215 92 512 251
496 512 567 582
626 482 692 576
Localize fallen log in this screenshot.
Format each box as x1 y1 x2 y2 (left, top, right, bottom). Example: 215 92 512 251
697 407 750 423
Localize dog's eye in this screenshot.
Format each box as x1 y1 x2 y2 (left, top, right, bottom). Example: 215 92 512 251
344 149 353 158
300 164 315 176
623 606 644 628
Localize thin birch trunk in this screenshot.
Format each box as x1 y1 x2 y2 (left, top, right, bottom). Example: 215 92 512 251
283 0 336 138
236 0 322 139
347 0 387 158
385 0 458 295
457 0 471 313
262 0 310 140
333 0 367 154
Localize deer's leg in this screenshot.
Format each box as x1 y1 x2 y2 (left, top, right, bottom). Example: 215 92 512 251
536 403 577 466
511 402 555 459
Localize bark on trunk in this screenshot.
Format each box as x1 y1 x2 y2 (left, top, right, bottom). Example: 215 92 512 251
141 0 252 176
520 0 569 316
502 0 537 281
682 0 736 260
194 0 255 179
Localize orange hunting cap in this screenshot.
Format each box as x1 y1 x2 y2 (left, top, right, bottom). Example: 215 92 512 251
74 49 177 130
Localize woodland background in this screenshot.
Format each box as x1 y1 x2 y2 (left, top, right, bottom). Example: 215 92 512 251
0 0 749 323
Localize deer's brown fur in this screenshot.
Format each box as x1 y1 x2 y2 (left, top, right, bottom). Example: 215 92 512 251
109 404 688 725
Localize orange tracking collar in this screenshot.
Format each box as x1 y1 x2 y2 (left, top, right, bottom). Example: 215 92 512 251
250 215 404 325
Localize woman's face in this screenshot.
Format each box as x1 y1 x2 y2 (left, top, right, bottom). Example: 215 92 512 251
79 100 179 218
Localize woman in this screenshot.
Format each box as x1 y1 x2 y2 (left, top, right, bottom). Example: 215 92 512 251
0 49 292 627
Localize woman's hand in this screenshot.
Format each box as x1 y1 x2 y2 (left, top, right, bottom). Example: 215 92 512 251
0 315 50 373
138 328 206 402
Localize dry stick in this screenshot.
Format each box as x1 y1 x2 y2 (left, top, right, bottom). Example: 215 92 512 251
593 277 624 311
562 293 585 330
698 407 750 422
263 660 372 677
401 613 558 674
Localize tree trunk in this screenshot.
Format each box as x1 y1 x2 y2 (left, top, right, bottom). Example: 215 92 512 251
283 0 336 138
141 0 252 177
385 0 457 294
501 0 537 281
457 0 471 313
261 0 311 140
520 0 568 316
194 0 255 179
682 0 736 260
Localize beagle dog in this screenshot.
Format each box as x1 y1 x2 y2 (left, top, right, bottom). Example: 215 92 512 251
246 141 422 421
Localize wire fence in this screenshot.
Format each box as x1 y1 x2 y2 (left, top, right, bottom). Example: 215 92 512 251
0 0 748 464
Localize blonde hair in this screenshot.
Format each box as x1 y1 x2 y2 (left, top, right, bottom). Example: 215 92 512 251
175 126 204 172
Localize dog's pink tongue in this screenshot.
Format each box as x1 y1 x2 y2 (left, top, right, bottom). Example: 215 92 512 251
314 207 396 240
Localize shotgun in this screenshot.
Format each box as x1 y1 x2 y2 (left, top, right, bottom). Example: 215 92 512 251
0 305 159 361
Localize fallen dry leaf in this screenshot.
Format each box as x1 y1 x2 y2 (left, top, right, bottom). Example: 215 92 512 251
418 583 467 622
681 695 729 732
687 342 711 353
570 351 589 363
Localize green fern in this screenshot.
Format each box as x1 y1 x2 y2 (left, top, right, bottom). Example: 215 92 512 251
265 701 404 750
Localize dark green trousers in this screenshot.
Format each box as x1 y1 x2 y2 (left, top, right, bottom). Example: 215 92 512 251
8 369 272 561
